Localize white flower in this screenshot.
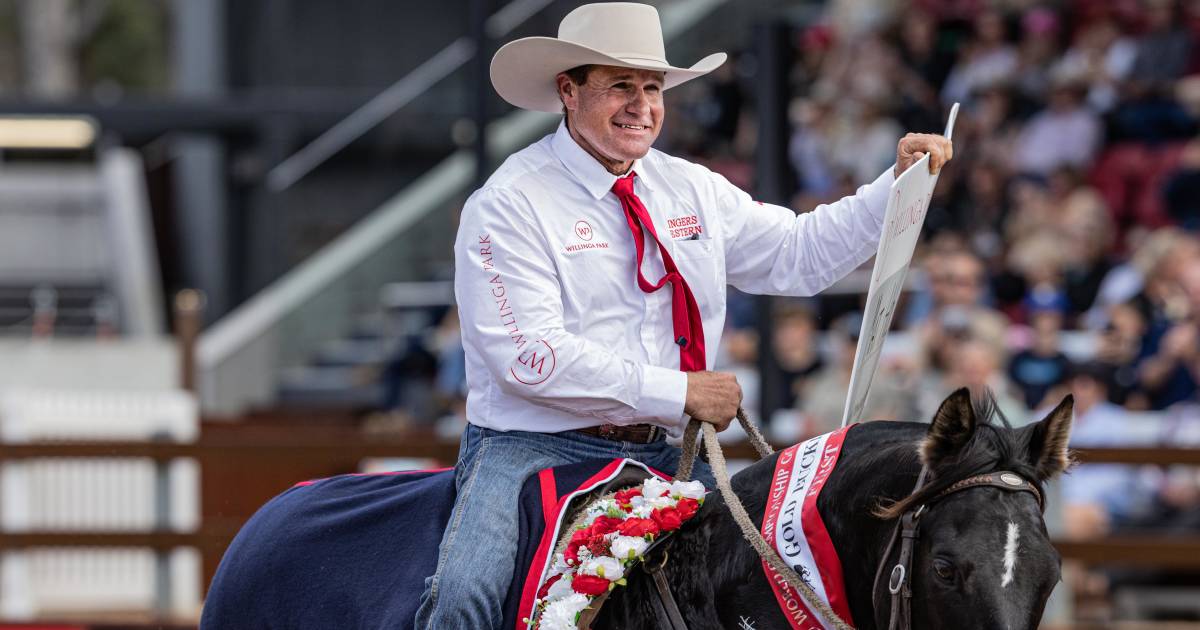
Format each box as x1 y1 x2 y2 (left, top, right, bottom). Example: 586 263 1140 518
586 498 618 519
644 495 674 510
540 593 590 630
546 574 575 600
642 477 671 498
580 556 625 581
631 505 653 519
670 479 707 500
551 553 571 574
611 535 650 560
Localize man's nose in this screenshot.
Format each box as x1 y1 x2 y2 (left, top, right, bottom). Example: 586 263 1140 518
626 88 651 116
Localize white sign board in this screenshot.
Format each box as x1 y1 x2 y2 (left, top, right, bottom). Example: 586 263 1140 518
841 103 959 427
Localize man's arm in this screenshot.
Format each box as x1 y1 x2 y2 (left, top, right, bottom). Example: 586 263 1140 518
723 133 952 295
456 186 695 430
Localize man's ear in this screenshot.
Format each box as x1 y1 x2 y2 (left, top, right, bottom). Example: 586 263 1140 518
556 73 577 113
921 388 977 469
1025 395 1075 480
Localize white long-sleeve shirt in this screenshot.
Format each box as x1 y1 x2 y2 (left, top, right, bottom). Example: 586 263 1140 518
455 122 894 435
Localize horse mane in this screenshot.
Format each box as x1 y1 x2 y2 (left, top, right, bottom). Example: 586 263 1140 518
873 390 1039 520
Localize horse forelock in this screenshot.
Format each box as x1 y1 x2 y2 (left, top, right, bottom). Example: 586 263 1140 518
875 389 1041 520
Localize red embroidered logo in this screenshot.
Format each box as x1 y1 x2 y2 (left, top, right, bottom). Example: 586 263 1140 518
574 220 594 241
666 214 703 240
511 340 556 385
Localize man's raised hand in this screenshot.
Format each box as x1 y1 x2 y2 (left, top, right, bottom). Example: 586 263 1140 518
895 132 954 177
683 371 742 432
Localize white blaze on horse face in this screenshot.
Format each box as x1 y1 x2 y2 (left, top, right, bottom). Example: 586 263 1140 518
1001 522 1020 588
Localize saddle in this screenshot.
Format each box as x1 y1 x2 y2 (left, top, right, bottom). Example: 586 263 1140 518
201 458 666 630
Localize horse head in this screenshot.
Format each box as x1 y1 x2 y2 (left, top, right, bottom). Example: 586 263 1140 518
877 388 1074 630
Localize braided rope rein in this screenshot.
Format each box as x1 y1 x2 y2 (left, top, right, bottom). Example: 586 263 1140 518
676 411 854 630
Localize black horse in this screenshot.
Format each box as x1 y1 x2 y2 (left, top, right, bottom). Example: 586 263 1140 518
593 389 1073 629
202 388 1072 629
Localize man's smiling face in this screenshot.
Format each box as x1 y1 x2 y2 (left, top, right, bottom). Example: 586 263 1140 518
557 65 666 174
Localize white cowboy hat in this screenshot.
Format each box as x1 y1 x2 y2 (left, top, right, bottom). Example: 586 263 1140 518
490 2 727 113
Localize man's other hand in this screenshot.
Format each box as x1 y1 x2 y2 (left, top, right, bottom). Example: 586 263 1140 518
895 133 954 177
683 371 742 432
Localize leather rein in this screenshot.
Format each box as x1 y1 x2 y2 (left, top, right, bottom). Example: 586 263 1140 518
869 468 1046 630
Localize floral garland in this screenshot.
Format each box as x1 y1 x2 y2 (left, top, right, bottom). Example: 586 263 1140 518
525 476 707 630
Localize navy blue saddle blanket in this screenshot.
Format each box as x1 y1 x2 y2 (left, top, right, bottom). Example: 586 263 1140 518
201 458 666 630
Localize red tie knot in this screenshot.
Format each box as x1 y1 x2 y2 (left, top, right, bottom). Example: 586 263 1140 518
612 172 637 197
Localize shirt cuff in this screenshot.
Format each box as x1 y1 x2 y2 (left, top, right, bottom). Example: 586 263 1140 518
639 364 688 431
865 167 896 225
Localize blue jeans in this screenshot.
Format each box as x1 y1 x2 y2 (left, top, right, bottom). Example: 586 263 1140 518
414 424 715 629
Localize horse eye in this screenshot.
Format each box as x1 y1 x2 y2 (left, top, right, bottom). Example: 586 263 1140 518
932 558 956 582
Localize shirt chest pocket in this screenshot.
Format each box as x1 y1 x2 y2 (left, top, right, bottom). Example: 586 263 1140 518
672 238 715 260
670 237 722 319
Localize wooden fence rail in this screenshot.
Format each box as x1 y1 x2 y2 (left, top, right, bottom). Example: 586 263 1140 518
3 438 1200 569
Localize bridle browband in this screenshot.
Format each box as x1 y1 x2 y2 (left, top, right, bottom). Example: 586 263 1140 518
871 467 1045 630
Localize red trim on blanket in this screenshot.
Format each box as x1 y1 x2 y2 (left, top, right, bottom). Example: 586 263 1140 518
538 468 558 527
291 467 454 488
515 458 668 630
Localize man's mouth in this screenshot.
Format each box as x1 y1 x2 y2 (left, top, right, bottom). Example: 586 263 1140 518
614 123 649 131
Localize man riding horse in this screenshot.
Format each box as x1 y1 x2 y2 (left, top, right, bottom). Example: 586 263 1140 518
419 3 953 627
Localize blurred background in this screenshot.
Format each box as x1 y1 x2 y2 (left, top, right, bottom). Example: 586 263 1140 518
0 0 1198 627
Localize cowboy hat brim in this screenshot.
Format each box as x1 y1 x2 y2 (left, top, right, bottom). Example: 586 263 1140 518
490 37 727 113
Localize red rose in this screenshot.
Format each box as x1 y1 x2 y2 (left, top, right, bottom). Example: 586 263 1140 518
586 535 612 558
537 573 561 599
564 541 582 566
676 497 700 521
651 506 683 531
591 515 622 535
617 517 660 537
570 526 593 545
572 574 611 596
614 487 642 508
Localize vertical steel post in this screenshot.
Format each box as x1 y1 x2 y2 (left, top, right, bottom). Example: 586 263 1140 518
471 0 492 188
753 20 793 428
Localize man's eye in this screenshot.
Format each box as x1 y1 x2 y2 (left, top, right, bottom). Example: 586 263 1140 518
612 83 630 90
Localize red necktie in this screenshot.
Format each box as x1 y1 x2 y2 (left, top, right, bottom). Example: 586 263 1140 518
611 173 707 372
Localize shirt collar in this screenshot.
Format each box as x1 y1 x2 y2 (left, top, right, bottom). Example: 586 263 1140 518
551 121 657 199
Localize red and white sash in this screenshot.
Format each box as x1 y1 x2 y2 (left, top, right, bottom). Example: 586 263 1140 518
761 425 856 629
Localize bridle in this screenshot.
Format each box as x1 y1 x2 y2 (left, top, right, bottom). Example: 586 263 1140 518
870 467 1046 630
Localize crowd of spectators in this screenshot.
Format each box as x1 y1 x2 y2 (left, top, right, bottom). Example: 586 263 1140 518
665 0 1200 583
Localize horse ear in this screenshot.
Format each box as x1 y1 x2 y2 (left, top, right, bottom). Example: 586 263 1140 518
921 388 977 469
1027 394 1075 480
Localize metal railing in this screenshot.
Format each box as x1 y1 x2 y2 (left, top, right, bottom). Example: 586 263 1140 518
195 0 728 416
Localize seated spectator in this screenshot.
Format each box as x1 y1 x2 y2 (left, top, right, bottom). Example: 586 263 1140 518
1058 362 1157 539
1008 287 1072 409
1059 182 1117 316
1094 302 1149 407
1128 0 1195 91
768 304 824 411
1136 240 1200 408
1164 136 1200 230
941 9 1018 106
1084 227 1186 329
1012 68 1102 176
1053 13 1137 113
796 312 917 435
1014 7 1063 102
920 336 1026 425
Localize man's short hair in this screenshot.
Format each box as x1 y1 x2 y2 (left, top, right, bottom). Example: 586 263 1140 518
562 64 594 86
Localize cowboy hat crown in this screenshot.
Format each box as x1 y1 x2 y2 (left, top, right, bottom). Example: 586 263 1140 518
490 2 727 113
